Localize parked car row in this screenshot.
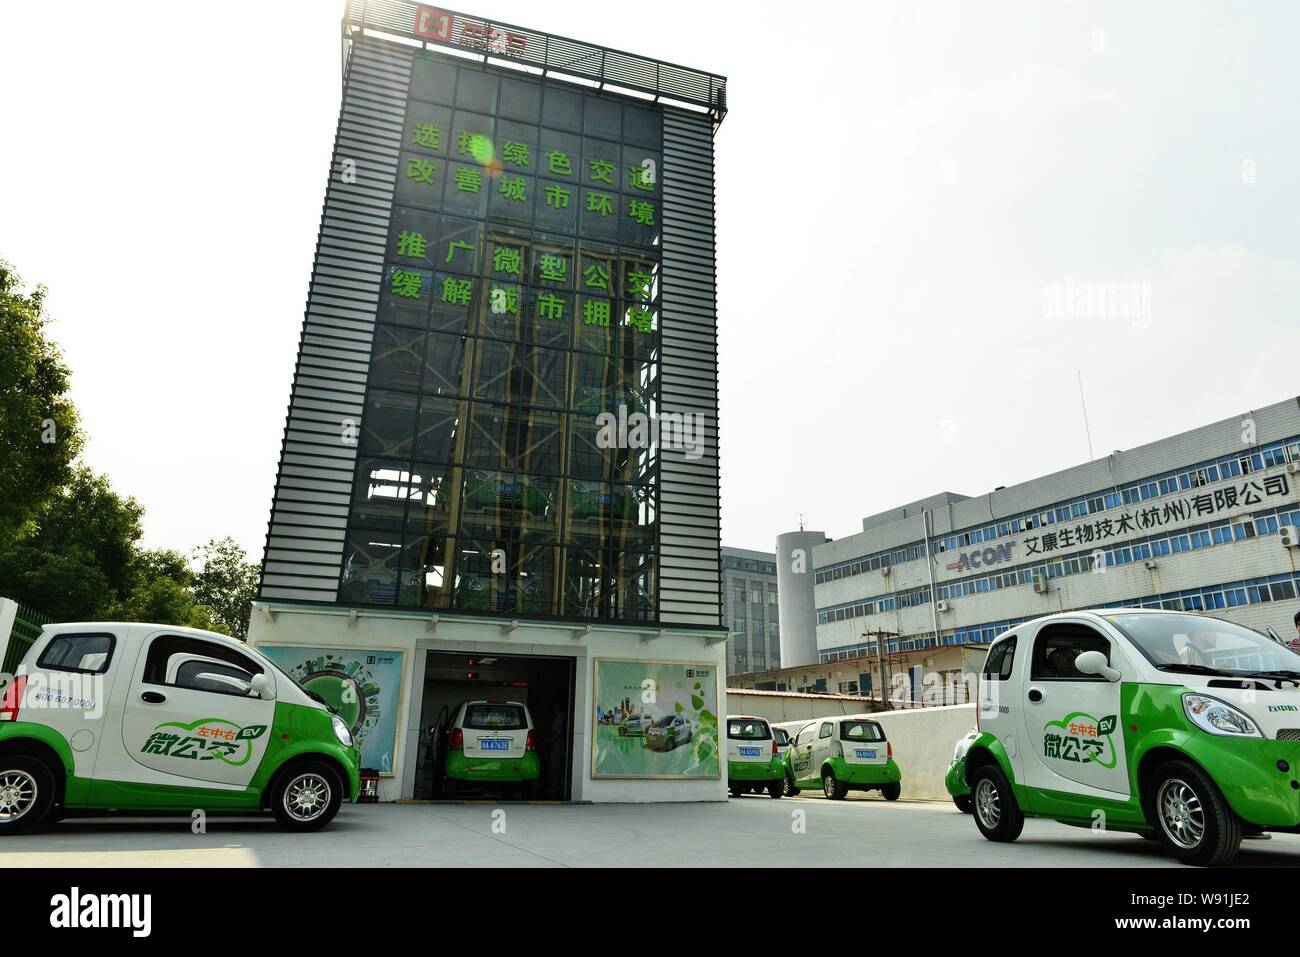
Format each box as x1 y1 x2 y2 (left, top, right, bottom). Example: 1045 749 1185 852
8 607 1300 867
732 607 1300 868
725 713 902 801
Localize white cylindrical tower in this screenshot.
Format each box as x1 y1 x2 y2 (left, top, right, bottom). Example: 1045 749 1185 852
775 530 825 667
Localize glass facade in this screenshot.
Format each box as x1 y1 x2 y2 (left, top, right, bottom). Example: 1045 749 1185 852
338 53 664 621
721 553 781 673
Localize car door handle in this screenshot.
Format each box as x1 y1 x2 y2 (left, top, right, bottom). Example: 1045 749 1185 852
1027 688 1043 703
141 691 167 704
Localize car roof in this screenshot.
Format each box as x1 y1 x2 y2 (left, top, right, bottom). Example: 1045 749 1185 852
45 621 247 649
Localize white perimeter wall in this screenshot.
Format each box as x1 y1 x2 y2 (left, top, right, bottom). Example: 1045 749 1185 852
867 704 976 800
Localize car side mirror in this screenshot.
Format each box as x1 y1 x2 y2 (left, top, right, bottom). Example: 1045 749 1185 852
250 672 277 700
1075 650 1121 683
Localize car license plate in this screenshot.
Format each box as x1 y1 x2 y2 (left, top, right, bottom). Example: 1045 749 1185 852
480 739 510 751
738 747 761 757
856 749 876 759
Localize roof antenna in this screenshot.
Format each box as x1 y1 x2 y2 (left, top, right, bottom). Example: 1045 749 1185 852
796 511 806 531
1077 370 1095 462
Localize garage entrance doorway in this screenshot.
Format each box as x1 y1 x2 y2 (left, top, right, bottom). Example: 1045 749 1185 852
414 651 575 801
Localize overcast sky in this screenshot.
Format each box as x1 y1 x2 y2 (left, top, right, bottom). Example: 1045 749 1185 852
2 0 1298 561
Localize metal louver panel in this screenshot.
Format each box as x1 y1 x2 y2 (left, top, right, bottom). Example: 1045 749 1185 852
657 108 722 627
258 38 413 602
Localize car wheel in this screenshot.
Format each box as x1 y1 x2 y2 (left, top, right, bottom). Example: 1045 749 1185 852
1149 760 1241 866
271 761 343 832
821 769 847 800
767 781 784 799
971 764 1024 842
882 782 901 801
0 757 55 835
953 794 973 814
784 770 799 797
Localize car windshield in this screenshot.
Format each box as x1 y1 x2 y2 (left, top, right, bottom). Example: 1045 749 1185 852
1105 612 1300 676
652 716 675 728
840 720 885 742
463 704 527 730
727 719 771 739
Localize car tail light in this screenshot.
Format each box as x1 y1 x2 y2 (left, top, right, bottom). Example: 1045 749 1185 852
887 742 893 758
450 727 464 751
0 675 25 722
771 738 779 756
526 730 536 752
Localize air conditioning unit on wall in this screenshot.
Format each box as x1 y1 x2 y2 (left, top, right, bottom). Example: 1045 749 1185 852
936 600 950 613
881 566 891 577
1282 526 1300 548
1032 575 1049 594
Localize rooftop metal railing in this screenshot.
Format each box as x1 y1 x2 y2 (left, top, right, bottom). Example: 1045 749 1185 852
343 0 727 125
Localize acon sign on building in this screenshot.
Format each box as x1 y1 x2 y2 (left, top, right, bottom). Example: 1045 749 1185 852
247 1 728 805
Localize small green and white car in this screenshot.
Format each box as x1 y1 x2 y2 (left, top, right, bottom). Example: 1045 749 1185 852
959 608 1300 866
437 700 539 799
0 622 360 833
725 715 784 798
783 715 902 800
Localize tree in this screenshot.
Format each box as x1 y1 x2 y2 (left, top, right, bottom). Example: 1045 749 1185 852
107 548 220 633
0 467 143 620
192 537 260 639
0 260 83 542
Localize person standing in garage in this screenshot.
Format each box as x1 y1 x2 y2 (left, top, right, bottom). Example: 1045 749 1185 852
542 697 567 800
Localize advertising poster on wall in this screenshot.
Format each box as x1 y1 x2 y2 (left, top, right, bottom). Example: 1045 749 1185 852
259 646 405 776
592 658 719 778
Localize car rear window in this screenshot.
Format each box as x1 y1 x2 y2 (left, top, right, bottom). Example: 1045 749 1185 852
36 633 115 675
840 720 885 742
463 704 527 730
727 719 772 740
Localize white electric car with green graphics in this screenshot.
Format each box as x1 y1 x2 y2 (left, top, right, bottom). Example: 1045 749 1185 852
956 608 1300 866
0 622 360 833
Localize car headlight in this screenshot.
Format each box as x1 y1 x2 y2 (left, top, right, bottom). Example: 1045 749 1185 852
1182 693 1262 737
332 714 354 748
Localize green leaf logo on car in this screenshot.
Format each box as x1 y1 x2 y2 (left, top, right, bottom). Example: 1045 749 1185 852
139 717 267 767
1042 712 1118 769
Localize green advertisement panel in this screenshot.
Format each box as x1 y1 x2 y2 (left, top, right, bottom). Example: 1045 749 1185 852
260 646 405 776
592 658 719 779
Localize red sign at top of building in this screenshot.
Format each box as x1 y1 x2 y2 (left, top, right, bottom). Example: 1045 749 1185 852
413 7 527 56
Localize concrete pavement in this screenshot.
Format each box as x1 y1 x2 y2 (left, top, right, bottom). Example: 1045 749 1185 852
4 793 1300 867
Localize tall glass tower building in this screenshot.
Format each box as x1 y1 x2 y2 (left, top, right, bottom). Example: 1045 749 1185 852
248 3 727 803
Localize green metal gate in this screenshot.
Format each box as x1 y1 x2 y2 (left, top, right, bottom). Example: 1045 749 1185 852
2 602 51 674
